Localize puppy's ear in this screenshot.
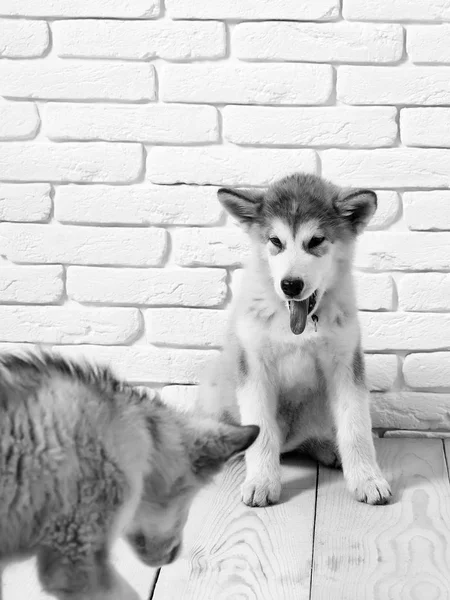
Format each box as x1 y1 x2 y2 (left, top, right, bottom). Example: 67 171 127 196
217 188 264 225
190 423 260 480
334 188 377 235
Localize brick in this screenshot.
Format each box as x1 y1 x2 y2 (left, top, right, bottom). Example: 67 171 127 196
166 0 339 20
401 108 450 147
147 147 317 186
403 191 450 230
67 267 227 307
172 227 248 267
53 20 224 60
0 224 167 267
384 431 450 438
145 309 227 347
371 393 450 430
355 232 450 271
223 106 397 148
0 61 155 102
356 273 394 311
43 104 218 144
161 385 198 411
0 266 63 304
360 313 450 351
366 191 400 230
0 143 143 183
322 149 450 188
56 346 218 384
338 66 450 105
365 355 397 391
0 19 49 57
0 1 160 18
344 0 450 22
404 353 450 389
55 185 223 226
0 100 39 140
0 306 140 344
0 184 51 222
161 63 332 105
234 22 403 63
408 25 450 63
398 273 450 311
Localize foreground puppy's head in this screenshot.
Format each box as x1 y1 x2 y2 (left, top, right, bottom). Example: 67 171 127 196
218 173 377 334
126 416 259 566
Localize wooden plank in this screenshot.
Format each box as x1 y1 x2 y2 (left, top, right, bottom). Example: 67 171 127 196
311 438 450 599
2 558 54 600
152 455 318 600
2 539 157 600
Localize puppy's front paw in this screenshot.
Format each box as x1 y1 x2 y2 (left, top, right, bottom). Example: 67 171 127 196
241 476 281 507
352 475 392 505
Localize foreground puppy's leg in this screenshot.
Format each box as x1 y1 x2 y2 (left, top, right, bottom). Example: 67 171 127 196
330 354 392 505
238 361 282 507
37 545 139 600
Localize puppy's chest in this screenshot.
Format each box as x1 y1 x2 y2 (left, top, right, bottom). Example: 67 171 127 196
276 353 315 393
272 332 328 392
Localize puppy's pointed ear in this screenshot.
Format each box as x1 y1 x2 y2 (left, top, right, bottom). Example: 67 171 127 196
217 188 264 225
190 424 260 480
334 188 377 235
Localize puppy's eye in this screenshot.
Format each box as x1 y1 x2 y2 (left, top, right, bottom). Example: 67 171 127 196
269 236 282 249
308 236 325 250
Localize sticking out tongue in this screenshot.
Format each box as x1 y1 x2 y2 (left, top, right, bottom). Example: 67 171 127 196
289 300 308 335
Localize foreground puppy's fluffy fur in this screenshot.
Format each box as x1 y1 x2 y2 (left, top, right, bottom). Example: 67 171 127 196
0 351 259 600
199 173 392 507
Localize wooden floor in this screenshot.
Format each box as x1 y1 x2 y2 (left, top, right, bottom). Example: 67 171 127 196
4 438 450 599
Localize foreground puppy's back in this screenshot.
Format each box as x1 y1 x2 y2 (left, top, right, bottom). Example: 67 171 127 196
0 351 261 572
0 352 151 560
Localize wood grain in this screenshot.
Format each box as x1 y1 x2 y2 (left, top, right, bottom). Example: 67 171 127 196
151 455 317 600
311 438 450 599
1 539 156 600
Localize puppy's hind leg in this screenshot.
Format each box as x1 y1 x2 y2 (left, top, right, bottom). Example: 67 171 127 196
299 438 341 469
238 352 282 507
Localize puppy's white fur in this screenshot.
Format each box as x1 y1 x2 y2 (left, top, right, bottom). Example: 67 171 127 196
198 173 392 507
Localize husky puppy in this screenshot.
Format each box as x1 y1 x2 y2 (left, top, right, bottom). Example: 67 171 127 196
199 173 391 508
0 351 259 600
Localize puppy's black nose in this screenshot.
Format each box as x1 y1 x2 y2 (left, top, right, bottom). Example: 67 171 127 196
168 544 181 563
281 278 304 298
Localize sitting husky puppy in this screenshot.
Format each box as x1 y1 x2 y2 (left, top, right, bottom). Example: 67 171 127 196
0 351 259 600
199 173 391 508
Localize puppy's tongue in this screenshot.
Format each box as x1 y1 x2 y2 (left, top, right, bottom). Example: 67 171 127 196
289 300 308 335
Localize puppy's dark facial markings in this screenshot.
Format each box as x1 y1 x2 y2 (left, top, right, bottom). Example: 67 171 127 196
218 173 377 240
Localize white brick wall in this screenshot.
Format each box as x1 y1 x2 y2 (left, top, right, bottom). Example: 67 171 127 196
0 1 448 432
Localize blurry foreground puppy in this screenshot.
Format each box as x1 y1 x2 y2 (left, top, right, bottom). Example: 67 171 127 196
0 351 259 600
199 173 391 508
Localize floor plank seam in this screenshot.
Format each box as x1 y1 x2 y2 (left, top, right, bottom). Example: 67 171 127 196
308 463 320 600
443 439 450 483
148 567 161 600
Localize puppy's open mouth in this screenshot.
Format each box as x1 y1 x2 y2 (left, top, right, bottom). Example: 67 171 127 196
288 292 317 335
